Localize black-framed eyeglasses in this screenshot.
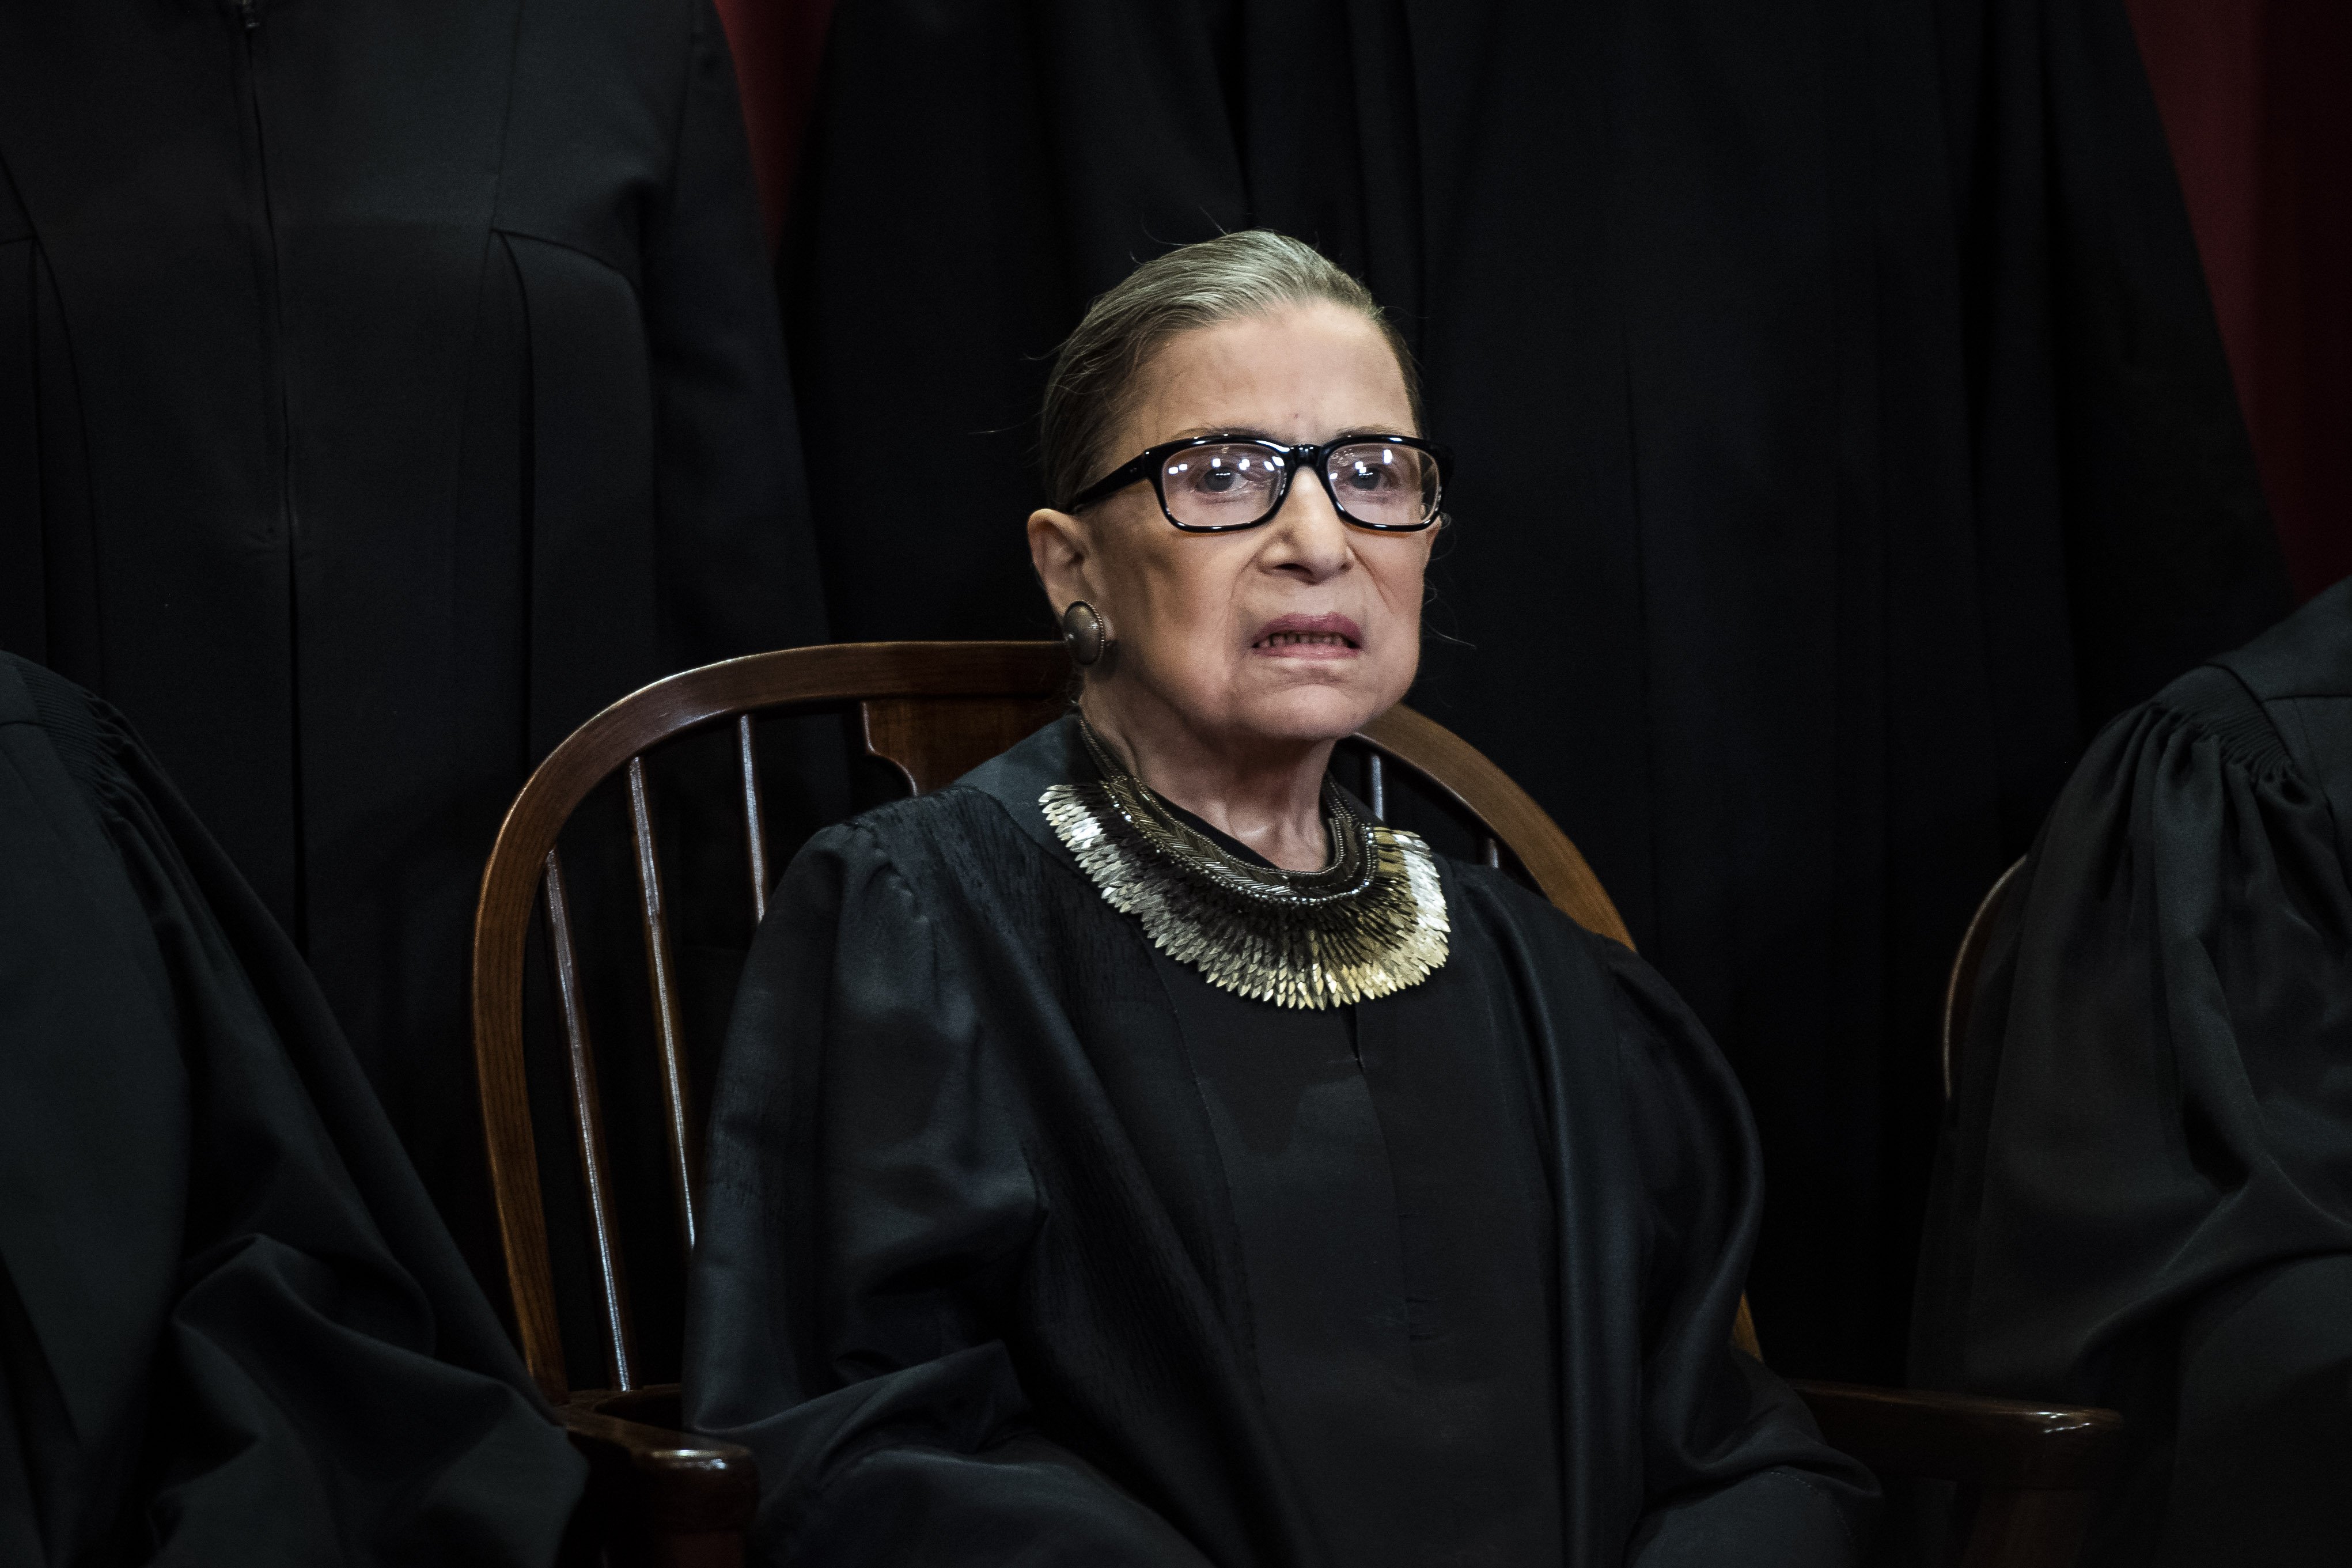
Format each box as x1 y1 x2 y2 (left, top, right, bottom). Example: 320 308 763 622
1070 433 1451 533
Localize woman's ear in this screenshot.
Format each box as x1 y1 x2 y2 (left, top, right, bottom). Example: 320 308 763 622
1028 507 1094 611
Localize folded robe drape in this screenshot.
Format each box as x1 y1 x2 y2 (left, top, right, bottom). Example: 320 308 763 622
685 717 1875 1567
1912 579 2352 1566
0 653 584 1566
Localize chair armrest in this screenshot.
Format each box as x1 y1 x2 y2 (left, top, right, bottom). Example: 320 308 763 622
1788 1380 2123 1491
559 1386 757 1539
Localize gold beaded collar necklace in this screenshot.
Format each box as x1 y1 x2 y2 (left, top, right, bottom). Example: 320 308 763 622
1040 715 1450 1009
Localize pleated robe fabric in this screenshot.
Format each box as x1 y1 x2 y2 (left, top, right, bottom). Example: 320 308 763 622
775 0 2289 1378
684 717 1877 1567
0 652 585 1565
0 0 828 1280
1912 578 2352 1566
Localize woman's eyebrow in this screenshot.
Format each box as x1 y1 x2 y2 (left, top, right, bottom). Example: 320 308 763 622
1162 425 1410 444
1166 424 1277 441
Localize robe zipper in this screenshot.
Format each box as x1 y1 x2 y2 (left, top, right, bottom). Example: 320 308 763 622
234 0 310 945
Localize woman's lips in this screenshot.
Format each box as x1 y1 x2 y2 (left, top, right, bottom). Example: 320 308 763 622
1250 613 1363 658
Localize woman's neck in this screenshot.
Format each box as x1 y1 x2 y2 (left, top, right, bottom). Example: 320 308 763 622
1079 691 1336 872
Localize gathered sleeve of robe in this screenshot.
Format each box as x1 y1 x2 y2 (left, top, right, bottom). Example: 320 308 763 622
0 653 585 1566
685 820 1213 1566
1912 582 2352 1566
685 732 1874 1568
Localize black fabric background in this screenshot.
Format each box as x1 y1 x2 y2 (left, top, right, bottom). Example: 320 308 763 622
777 0 2288 1380
0 0 831 1300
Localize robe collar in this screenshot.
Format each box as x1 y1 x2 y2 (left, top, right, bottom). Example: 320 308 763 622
950 710 1092 863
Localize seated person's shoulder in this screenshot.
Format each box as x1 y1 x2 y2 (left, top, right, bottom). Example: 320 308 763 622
772 780 1061 935
2210 574 2352 705
1437 850 1640 972
2126 578 2352 782
1433 851 1710 1057
1 652 143 802
795 783 1030 872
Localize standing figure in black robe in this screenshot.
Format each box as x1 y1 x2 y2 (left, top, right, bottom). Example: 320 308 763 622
0 0 827 1274
687 233 1873 1565
774 0 2289 1382
0 650 586 1565
1913 577 2352 1565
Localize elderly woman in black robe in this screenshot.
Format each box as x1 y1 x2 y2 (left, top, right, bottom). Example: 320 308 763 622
1915 578 2352 1566
683 230 1874 1566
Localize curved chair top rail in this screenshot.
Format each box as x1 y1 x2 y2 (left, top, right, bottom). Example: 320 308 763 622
1942 857 2026 1102
472 641 1634 1399
1354 703 1633 948
479 641 1075 878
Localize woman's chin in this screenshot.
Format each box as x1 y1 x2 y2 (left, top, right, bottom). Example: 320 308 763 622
1221 679 1398 745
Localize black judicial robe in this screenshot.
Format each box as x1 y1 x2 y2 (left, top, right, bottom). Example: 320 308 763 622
776 0 2289 1380
0 0 826 1275
0 652 584 1565
1912 578 2352 1566
684 717 1876 1567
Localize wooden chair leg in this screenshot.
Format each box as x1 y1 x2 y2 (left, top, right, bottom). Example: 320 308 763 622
558 1392 754 1568
1959 1486 2100 1568
607 1529 745 1568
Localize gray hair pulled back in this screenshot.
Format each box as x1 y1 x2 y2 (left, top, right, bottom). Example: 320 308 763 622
1039 230 1422 513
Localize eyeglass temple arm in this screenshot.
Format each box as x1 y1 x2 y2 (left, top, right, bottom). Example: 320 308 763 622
1067 455 1153 512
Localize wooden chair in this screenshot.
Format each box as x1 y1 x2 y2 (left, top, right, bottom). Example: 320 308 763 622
472 642 2118 1567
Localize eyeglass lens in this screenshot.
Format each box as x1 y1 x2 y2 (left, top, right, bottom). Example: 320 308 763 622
1157 442 1439 529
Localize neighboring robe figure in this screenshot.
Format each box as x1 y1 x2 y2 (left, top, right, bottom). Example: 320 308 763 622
1914 578 2352 1565
771 0 2288 1381
685 717 1875 1567
0 653 585 1565
0 0 827 1272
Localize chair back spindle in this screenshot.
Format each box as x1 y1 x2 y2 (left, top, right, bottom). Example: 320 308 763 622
625 756 701 1253
737 714 771 925
540 849 635 1393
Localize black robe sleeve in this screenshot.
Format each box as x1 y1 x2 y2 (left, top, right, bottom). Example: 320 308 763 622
682 821 1216 1566
1912 629 2352 1564
1588 939 1874 1566
0 654 584 1566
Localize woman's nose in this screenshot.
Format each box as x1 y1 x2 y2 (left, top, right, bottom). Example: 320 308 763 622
1264 470 1353 578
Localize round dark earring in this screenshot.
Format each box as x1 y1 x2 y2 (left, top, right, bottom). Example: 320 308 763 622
1060 600 1111 666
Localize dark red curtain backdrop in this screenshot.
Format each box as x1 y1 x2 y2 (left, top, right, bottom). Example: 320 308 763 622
719 0 2349 599
712 0 832 253
2125 0 2352 599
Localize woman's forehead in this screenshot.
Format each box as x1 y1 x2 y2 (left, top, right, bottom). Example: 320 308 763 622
1130 306 1414 441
